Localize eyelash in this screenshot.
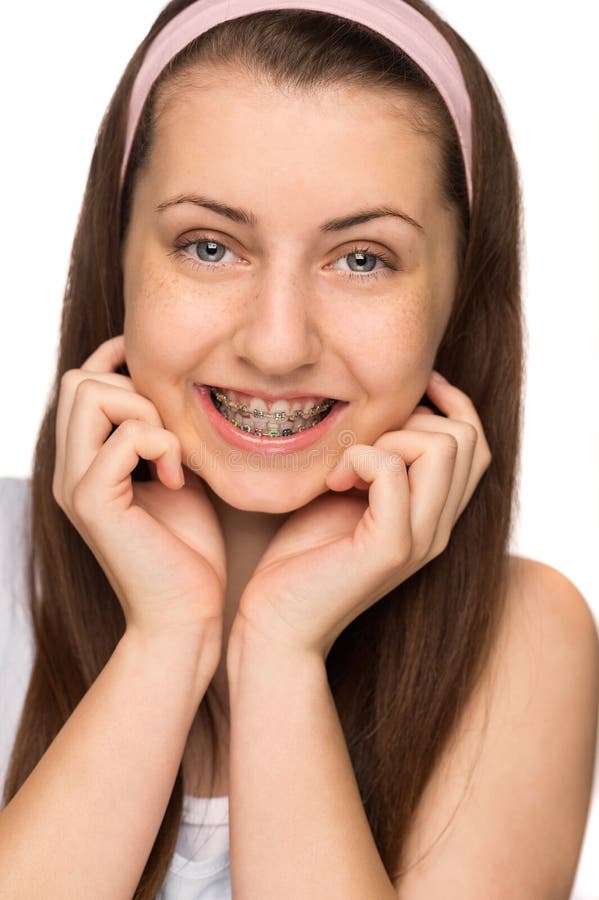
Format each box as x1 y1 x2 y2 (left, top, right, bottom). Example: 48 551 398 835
168 233 398 283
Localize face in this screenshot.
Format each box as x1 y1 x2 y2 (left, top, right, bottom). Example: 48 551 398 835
121 67 460 513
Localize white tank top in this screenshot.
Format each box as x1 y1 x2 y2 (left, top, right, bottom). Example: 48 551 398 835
0 477 231 899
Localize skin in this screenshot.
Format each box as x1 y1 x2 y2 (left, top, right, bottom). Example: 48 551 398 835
120 66 461 791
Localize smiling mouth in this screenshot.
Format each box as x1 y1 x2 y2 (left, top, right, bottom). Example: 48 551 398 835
208 386 337 437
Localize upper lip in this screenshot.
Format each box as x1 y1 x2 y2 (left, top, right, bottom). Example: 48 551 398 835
199 383 340 402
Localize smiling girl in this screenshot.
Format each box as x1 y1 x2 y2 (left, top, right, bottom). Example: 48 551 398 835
0 0 597 898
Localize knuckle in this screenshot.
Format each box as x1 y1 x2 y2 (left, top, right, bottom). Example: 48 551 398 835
74 377 97 399
71 478 91 518
60 369 79 390
147 401 165 428
392 531 413 565
387 451 405 474
460 421 479 447
71 477 102 524
419 528 442 561
429 534 449 559
438 432 459 459
117 418 143 439
51 474 62 507
410 538 427 562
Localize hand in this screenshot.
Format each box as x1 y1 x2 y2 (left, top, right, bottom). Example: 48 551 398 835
233 371 492 660
53 334 226 658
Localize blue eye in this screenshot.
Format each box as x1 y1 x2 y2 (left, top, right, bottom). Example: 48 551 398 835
168 234 398 283
333 246 396 280
168 236 238 272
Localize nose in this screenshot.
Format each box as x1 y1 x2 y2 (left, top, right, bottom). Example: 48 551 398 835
231 267 322 375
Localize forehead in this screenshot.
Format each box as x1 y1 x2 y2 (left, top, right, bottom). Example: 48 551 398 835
145 69 443 220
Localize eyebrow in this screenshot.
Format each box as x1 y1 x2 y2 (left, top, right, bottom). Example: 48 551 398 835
154 193 424 234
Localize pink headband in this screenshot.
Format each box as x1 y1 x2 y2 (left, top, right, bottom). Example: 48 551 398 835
121 0 473 208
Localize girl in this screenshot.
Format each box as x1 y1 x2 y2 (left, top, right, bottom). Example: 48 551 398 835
1 0 597 897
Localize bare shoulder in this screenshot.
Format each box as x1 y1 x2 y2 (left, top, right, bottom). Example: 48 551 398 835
506 554 598 642
394 554 599 899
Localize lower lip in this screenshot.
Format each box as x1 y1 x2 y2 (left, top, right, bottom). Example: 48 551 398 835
193 384 349 455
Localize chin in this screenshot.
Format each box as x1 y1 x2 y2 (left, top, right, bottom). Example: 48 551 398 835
206 469 328 514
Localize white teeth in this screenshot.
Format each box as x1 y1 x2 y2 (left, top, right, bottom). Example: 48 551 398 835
300 398 322 414
270 398 318 415
211 386 335 437
271 399 295 414
214 387 330 416
249 397 268 413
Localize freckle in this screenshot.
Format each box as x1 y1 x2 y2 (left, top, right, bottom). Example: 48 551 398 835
408 303 428 334
388 289 431 357
138 270 179 309
153 272 173 293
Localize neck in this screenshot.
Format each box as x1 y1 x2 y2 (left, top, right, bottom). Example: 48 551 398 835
203 480 290 703
183 477 290 796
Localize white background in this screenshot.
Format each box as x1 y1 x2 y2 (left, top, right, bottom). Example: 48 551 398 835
0 2 597 896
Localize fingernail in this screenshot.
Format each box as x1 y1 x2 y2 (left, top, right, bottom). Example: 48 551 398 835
430 370 449 385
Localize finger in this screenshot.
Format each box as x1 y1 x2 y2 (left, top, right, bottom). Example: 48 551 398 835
56 334 133 491
424 374 493 516
55 371 139 493
80 334 126 374
73 419 182 518
333 437 456 566
377 417 476 537
330 445 412 564
145 458 183 483
63 381 165 498
367 430 458 559
333 405 432 493
425 373 492 460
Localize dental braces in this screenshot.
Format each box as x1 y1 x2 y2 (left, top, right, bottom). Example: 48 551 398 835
221 409 316 436
210 388 335 421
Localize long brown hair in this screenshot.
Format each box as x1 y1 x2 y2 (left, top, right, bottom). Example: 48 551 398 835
3 0 523 894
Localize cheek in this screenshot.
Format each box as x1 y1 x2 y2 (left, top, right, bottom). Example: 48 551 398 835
126 262 235 341
343 291 438 430
340 289 436 377
125 268 209 362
